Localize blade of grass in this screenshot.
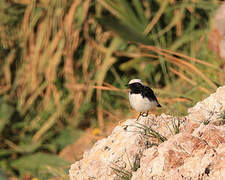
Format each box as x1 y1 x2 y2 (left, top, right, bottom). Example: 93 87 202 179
169 67 210 94
144 0 170 35
138 44 217 89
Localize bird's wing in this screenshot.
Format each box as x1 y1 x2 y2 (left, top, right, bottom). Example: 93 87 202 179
142 86 160 104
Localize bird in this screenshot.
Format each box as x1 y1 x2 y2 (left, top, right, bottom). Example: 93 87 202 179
128 79 161 121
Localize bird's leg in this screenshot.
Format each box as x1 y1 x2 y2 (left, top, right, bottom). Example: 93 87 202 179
136 112 142 121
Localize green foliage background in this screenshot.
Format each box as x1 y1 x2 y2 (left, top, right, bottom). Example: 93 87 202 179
0 0 224 179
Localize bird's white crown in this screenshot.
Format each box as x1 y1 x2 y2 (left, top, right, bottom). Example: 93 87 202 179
128 79 143 85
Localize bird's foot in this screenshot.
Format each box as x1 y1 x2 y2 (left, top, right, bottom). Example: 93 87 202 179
136 112 149 121
141 112 148 117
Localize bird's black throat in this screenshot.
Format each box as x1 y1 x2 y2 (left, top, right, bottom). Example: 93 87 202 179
129 82 143 95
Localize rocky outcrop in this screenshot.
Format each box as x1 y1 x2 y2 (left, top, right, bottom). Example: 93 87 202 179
69 86 225 180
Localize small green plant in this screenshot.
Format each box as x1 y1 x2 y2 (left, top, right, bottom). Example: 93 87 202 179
127 122 167 143
218 110 225 125
111 151 140 180
203 110 215 125
162 117 180 136
139 122 167 142
131 156 140 172
172 118 180 134
111 165 132 180
203 119 210 125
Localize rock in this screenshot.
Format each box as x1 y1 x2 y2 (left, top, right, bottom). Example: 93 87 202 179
208 4 225 59
69 86 225 180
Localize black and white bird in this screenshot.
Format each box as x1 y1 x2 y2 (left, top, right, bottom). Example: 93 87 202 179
128 79 161 120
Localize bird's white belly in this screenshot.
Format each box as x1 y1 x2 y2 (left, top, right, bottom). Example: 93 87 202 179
129 93 157 112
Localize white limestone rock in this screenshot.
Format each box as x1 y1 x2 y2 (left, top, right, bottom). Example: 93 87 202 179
69 86 225 180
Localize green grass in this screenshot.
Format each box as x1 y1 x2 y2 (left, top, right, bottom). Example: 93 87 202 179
111 166 133 180
111 151 140 180
218 110 225 125
127 122 167 143
0 0 224 178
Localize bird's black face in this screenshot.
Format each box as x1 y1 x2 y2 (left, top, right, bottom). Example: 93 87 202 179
128 82 143 93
